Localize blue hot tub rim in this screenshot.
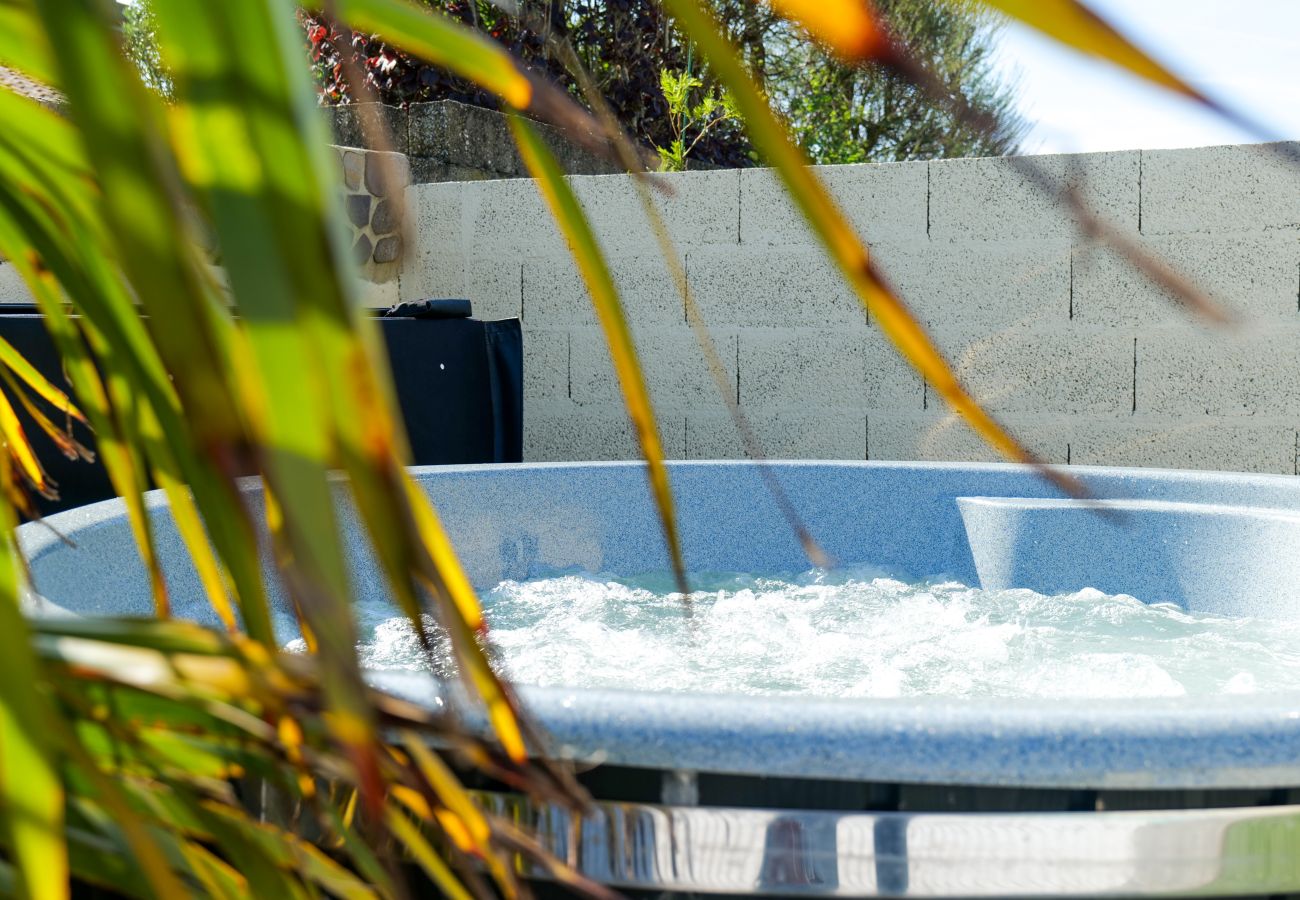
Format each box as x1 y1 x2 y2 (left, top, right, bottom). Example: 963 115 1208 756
18 459 1300 792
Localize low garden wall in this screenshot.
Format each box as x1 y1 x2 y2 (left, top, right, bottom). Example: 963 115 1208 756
400 142 1300 473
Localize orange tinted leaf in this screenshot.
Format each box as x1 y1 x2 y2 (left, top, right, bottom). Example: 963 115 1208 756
769 0 891 61
384 804 474 900
400 735 486 839
0 368 90 463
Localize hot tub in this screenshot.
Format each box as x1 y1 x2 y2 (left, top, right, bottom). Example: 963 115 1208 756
19 461 1300 897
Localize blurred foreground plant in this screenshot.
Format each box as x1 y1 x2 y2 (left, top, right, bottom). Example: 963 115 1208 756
0 0 1247 896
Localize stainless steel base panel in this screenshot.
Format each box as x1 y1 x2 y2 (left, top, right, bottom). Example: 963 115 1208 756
477 791 1300 897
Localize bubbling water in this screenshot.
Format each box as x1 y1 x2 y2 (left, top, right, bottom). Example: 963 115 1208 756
293 566 1300 700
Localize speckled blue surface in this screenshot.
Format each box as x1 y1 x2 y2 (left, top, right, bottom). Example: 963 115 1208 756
960 496 1300 618
19 461 1300 789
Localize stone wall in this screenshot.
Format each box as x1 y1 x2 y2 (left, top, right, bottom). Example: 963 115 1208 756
326 100 621 184
400 142 1300 473
333 145 410 306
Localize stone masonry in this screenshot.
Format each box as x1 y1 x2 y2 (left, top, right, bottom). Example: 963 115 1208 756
326 99 620 184
335 145 410 295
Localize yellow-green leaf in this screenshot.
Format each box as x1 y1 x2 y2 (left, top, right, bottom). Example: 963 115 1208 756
384 804 474 900
0 335 87 426
509 114 691 597
0 525 66 900
0 380 50 498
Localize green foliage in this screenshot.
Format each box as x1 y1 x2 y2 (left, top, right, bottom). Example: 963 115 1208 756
120 0 171 100
767 0 1025 162
654 67 741 171
301 0 1021 167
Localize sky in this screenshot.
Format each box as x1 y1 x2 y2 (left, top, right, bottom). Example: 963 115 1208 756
989 0 1300 153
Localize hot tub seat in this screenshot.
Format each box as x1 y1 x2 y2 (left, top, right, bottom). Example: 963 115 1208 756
958 496 1300 618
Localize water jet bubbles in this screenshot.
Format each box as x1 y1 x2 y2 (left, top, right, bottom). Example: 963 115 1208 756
336 563 1300 701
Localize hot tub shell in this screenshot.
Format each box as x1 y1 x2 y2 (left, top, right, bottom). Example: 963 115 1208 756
20 461 1300 896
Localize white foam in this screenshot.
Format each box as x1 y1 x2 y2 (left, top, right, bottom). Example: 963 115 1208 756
318 566 1300 700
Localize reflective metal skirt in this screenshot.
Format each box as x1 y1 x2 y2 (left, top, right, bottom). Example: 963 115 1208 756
479 790 1300 897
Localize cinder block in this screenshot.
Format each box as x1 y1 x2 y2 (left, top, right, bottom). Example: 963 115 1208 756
1073 231 1300 327
739 327 921 409
570 327 737 411
464 178 568 258
1069 416 1296 474
688 247 864 327
523 329 568 400
523 254 683 327
404 182 465 250
1140 142 1300 235
871 239 1070 328
867 411 1069 464
401 181 466 296
687 407 866 460
929 150 1139 241
931 327 1133 414
0 264 33 303
400 252 463 302
407 101 620 179
739 163 927 246
1136 326 1300 416
570 169 740 252
524 400 685 462
401 251 520 318
466 257 522 320
538 124 623 177
354 278 398 309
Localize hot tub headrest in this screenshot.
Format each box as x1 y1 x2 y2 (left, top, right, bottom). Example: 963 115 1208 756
957 496 1300 618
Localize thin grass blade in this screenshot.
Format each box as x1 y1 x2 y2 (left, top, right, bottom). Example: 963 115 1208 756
508 113 690 596
0 335 88 427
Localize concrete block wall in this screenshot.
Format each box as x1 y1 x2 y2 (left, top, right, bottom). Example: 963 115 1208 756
4 141 1292 474
400 141 1300 473
0 260 33 305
